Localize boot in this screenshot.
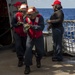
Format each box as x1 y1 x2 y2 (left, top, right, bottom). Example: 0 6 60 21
24 66 30 74
36 58 41 68
18 58 23 67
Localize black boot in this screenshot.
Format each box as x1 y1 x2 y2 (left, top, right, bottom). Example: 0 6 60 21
24 66 30 74
36 58 41 68
18 58 23 67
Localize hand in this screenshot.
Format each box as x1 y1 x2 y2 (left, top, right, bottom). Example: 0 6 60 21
23 23 30 32
46 20 51 24
47 25 52 31
17 22 23 26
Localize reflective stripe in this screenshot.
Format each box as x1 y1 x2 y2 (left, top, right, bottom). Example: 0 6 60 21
35 17 39 23
27 18 31 23
27 17 39 24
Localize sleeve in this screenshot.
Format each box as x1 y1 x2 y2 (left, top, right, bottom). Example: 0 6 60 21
30 16 45 31
24 18 27 24
11 15 18 27
11 14 23 27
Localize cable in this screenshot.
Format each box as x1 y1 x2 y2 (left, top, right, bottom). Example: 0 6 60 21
0 27 13 38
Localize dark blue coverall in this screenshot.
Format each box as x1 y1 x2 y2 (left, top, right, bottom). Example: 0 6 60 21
24 15 45 66
11 12 27 61
50 9 64 61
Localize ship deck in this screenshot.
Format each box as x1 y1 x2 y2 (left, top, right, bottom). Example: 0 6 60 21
0 49 75 75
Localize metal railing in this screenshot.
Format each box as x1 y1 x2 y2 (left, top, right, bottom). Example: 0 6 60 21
0 20 75 56
43 20 75 56
63 20 75 56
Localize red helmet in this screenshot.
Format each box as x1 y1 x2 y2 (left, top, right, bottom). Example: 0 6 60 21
52 0 61 6
13 2 22 7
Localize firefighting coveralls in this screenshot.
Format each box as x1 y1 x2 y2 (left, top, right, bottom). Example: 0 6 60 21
24 14 45 66
50 9 64 60
11 11 27 60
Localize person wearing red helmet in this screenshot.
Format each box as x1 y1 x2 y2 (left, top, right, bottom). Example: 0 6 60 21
47 0 64 61
11 3 28 67
23 7 45 74
19 4 28 19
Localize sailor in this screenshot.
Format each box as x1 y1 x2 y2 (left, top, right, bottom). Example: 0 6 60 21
12 2 22 52
23 7 45 74
11 3 28 67
47 0 64 61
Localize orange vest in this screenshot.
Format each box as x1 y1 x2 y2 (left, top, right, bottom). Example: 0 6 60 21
14 12 27 37
26 14 42 38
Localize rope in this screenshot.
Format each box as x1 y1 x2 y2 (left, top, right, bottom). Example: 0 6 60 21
0 27 13 38
0 20 47 38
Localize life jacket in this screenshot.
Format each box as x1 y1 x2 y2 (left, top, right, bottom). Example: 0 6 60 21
26 14 42 38
14 12 27 37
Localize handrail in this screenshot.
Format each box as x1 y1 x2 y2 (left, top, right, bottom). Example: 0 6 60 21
43 20 75 56
64 20 75 22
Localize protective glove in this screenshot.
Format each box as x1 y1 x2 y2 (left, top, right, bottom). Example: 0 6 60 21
23 23 30 33
17 22 23 25
46 19 52 24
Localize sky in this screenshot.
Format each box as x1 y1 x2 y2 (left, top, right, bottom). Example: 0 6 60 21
27 0 75 8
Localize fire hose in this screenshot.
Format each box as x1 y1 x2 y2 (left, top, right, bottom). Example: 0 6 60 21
0 21 48 38
0 27 13 38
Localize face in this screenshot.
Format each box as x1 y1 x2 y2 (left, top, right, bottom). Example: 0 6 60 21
53 5 59 11
21 8 27 15
52 5 56 11
27 12 36 19
17 6 21 10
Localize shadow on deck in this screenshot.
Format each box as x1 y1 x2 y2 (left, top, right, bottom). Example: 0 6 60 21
0 49 75 75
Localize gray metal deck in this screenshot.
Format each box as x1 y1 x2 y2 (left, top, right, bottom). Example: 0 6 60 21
0 49 75 75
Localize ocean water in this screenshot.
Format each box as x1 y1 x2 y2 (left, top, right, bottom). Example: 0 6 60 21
37 8 75 51
37 8 75 20
37 8 75 31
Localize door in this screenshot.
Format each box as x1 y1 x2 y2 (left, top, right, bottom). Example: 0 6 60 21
0 0 12 46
